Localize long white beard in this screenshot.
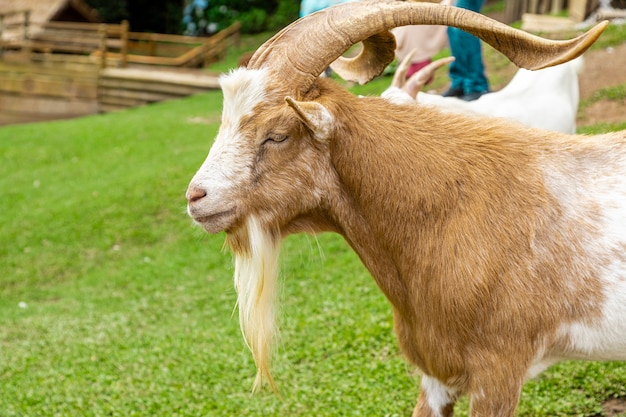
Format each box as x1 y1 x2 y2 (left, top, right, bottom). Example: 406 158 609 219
228 215 281 392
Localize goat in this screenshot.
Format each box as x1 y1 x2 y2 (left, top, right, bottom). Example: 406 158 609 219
383 51 583 133
185 1 620 415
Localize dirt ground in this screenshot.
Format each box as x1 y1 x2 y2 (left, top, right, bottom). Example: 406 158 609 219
485 6 626 129
577 41 626 127
602 396 626 417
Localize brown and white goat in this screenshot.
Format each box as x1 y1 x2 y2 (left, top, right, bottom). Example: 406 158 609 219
185 1 623 415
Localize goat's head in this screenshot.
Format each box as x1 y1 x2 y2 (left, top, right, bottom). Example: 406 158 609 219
185 0 607 391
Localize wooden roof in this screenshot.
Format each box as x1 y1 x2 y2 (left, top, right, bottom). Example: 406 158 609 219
0 0 100 24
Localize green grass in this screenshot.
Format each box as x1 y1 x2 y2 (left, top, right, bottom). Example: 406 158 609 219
581 84 626 114
207 31 275 74
589 21 626 51
0 95 416 417
578 121 626 135
2 85 626 417
2 18 626 417
578 84 626 134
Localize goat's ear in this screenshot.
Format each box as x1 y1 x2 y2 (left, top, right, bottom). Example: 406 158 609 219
285 96 333 141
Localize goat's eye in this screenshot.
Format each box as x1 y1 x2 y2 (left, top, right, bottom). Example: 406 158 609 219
262 135 288 145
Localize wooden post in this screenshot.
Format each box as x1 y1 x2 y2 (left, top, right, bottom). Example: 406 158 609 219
120 20 129 68
504 0 518 23
233 22 241 48
551 0 564 14
149 34 156 57
570 0 600 22
23 10 32 59
99 24 107 68
23 10 30 41
0 14 4 57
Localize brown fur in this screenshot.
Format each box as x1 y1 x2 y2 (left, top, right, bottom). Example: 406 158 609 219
263 78 611 413
188 73 625 415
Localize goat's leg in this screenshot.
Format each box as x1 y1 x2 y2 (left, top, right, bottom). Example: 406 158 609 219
467 377 523 417
412 375 458 417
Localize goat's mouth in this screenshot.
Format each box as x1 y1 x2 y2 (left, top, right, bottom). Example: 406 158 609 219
190 208 237 234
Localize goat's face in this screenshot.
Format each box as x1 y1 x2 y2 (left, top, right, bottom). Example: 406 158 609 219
186 68 335 236
186 68 339 390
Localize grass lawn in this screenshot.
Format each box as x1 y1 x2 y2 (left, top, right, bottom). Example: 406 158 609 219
2 19 626 417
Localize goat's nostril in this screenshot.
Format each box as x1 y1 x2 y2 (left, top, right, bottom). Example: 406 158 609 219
187 187 207 203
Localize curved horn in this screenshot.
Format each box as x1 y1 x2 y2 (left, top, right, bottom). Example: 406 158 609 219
329 30 397 85
247 0 607 96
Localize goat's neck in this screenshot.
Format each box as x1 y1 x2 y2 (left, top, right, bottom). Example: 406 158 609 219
328 189 412 311
323 105 462 311
323 102 541 313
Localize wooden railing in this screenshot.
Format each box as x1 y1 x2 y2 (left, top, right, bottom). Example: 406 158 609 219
0 9 30 54
28 21 129 68
0 11 240 69
0 12 129 67
103 21 241 68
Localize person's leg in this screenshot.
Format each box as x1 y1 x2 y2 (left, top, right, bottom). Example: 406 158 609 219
444 26 465 96
445 0 489 99
455 0 482 12
454 28 489 96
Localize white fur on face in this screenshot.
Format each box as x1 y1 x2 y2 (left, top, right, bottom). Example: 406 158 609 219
187 68 270 218
234 215 281 392
187 69 285 390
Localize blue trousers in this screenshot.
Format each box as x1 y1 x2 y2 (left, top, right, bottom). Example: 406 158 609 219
447 0 489 94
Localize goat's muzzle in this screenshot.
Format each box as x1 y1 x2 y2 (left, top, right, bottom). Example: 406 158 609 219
186 186 237 234
186 186 207 203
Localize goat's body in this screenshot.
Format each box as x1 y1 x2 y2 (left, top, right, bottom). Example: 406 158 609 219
188 67 626 415
305 83 626 409
413 58 581 133
324 93 626 412
186 3 617 414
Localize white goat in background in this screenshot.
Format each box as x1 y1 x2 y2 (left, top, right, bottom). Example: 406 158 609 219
186 1 620 416
383 51 583 133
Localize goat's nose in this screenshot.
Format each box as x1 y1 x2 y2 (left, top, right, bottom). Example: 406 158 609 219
187 186 207 203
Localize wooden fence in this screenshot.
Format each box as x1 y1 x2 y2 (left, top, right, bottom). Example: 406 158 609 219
0 12 240 125
0 10 240 69
98 67 220 113
0 54 100 125
0 9 30 49
0 51 223 125
118 22 241 68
